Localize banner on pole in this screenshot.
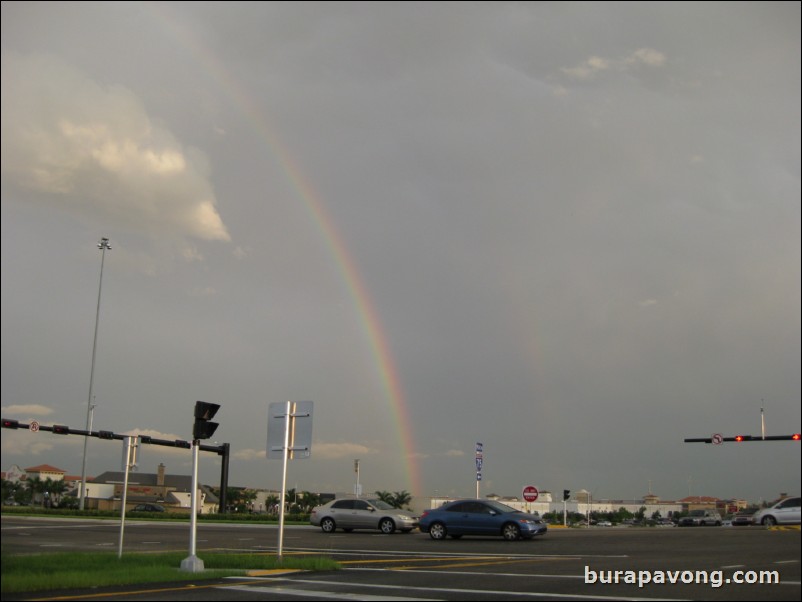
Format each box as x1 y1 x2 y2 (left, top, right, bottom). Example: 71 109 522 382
475 441 483 481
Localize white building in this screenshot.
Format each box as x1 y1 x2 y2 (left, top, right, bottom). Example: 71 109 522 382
426 489 682 519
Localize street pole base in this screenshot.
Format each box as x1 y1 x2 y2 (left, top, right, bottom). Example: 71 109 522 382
180 555 205 573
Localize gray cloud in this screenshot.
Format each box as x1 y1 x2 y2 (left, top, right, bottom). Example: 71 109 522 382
1 2 798 503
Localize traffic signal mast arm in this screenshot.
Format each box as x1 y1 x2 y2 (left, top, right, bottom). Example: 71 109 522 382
1 418 228 453
685 434 801 443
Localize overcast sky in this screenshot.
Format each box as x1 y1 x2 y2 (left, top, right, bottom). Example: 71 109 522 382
2 2 799 504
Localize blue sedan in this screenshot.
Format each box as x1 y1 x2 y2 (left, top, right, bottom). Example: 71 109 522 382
419 499 548 541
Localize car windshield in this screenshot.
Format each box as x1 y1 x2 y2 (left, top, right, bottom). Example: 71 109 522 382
483 500 518 514
368 500 395 510
689 510 705 516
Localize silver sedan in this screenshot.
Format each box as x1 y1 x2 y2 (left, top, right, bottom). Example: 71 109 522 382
310 498 419 534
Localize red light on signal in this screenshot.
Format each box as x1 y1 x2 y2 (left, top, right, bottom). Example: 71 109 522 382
735 435 744 442
793 434 801 441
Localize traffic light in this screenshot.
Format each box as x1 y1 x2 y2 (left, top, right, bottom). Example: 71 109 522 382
52 425 70 435
97 430 114 440
2 418 19 429
793 434 801 441
563 489 571 501
192 401 220 440
734 435 752 442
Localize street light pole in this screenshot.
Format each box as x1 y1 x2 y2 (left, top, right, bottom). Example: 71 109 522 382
79 237 111 511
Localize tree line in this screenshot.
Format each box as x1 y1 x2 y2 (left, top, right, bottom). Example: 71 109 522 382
2 477 73 508
3 478 414 514
217 487 413 514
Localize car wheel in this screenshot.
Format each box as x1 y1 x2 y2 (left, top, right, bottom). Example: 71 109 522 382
429 522 447 540
320 517 336 533
762 516 777 527
379 518 396 534
503 523 521 541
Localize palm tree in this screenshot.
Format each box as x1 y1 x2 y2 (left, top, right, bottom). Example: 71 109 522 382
391 490 412 509
300 491 321 512
240 488 258 512
374 490 394 506
285 488 297 512
48 479 68 507
1 478 17 503
265 494 280 514
25 477 45 506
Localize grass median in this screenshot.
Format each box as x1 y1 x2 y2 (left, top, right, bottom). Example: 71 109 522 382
1 551 339 593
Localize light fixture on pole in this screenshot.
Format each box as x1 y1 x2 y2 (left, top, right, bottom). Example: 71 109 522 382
79 237 111 511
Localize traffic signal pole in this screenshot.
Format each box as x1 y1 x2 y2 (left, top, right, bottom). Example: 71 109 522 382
181 401 221 573
218 443 230 514
181 440 203 573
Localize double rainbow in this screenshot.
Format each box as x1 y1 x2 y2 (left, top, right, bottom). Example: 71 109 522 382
148 4 422 496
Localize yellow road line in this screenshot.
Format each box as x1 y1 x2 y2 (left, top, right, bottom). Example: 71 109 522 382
393 556 578 571
246 568 303 576
339 556 500 565
340 555 579 571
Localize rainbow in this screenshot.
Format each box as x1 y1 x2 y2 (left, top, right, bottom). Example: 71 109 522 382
146 4 422 495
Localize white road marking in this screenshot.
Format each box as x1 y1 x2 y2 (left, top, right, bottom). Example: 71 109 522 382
222 584 439 601
224 577 690 601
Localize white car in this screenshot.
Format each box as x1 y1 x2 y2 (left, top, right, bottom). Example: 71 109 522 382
752 497 801 526
678 510 722 526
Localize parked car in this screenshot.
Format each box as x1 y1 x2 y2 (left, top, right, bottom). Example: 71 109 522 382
132 503 165 512
310 498 418 534
678 509 722 527
731 508 758 526
752 497 801 526
419 499 548 541
656 518 676 527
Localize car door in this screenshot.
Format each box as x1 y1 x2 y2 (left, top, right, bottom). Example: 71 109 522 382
443 502 474 534
776 497 801 524
447 501 496 535
351 499 376 529
328 500 355 528
467 502 500 535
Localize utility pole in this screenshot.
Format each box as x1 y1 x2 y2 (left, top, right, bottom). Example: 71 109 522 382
80 237 111 510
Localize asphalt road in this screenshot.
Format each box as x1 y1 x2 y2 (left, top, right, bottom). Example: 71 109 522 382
2 516 800 601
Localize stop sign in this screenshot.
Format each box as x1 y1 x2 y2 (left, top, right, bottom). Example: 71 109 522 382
523 485 539 502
